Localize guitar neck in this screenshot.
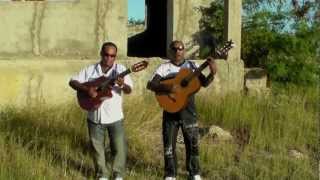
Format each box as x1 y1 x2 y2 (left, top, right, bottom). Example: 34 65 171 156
180 41 234 86
194 61 209 77
117 68 132 78
185 42 231 81
185 60 210 82
99 68 132 90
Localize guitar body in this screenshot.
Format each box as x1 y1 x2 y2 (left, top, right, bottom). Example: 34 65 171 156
75 60 148 111
77 76 113 111
156 68 201 113
154 40 234 113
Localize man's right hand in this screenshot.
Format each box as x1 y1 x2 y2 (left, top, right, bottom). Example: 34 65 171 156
87 86 98 98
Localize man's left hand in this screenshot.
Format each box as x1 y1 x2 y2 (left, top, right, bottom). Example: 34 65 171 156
115 77 125 88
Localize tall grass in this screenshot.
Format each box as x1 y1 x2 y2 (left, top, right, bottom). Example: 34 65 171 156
0 85 318 179
196 85 319 179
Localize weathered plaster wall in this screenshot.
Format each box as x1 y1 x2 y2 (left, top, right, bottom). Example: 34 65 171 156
0 0 127 58
100 0 127 57
39 1 97 57
167 0 212 58
224 0 242 62
223 0 244 93
0 0 245 107
0 60 87 107
0 2 35 56
167 0 244 93
0 59 234 107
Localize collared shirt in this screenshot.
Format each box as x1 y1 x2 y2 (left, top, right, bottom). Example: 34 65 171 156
71 62 133 124
149 59 199 115
151 59 198 80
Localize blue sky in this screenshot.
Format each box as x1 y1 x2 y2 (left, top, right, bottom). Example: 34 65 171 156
128 0 145 20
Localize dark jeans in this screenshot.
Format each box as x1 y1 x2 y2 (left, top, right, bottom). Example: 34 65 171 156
87 120 127 179
162 109 200 178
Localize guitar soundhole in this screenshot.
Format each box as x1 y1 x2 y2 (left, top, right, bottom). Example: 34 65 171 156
181 79 189 87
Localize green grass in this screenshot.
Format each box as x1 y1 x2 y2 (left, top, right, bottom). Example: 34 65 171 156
0 85 318 180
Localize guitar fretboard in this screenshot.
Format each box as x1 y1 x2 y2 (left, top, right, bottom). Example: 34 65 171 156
99 68 132 90
183 40 234 84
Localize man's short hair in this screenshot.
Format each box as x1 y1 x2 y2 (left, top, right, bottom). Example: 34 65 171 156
169 40 184 49
100 42 118 55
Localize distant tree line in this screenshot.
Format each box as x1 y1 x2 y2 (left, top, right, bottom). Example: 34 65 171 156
199 0 319 85
128 18 145 26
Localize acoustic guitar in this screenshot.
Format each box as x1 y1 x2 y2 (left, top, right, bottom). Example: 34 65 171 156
155 40 235 113
77 61 148 111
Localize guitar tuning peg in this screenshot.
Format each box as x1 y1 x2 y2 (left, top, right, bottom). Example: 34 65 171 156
228 40 236 48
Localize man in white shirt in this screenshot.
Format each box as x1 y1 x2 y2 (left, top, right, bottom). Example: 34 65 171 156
147 40 217 180
69 42 133 180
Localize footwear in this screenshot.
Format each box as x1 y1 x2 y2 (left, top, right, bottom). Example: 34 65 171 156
112 171 123 180
192 175 201 180
164 177 176 180
98 178 108 180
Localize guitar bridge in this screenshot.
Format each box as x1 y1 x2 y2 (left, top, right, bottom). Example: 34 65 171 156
167 94 176 102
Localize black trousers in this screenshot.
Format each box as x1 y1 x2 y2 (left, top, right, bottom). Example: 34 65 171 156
162 108 200 178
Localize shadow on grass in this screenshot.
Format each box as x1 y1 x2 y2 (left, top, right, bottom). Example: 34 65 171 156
0 106 164 179
0 106 94 178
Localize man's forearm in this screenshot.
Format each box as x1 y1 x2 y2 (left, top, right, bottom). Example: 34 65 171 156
146 74 172 93
147 81 172 93
199 73 214 87
69 80 88 92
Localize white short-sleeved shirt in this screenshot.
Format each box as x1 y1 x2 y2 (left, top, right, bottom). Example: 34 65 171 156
71 62 133 124
150 59 198 80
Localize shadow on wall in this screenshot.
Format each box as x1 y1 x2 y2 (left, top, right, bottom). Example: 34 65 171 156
193 0 225 58
128 0 225 59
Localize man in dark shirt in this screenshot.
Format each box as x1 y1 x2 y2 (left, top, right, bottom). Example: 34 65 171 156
147 40 217 180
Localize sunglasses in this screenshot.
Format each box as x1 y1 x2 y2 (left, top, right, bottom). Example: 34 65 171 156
103 53 116 58
171 46 184 52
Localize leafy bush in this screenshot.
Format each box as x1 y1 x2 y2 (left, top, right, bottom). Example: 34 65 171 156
242 11 320 85
199 0 320 85
266 32 319 85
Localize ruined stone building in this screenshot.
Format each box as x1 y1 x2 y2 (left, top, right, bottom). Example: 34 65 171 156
0 0 244 106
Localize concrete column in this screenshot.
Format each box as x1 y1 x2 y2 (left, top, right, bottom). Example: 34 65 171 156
166 0 174 57
32 2 45 56
166 0 211 58
224 0 242 61
219 0 244 93
103 0 127 58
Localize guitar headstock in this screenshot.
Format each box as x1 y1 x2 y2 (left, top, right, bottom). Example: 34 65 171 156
131 60 149 72
214 40 236 59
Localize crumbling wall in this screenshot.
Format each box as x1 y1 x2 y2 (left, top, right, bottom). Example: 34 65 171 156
0 0 127 58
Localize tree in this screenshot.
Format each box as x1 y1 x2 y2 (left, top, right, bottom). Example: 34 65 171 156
128 18 145 26
199 0 319 85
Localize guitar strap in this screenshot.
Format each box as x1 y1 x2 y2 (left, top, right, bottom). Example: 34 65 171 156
188 60 197 72
94 63 99 76
111 64 118 79
88 63 100 81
